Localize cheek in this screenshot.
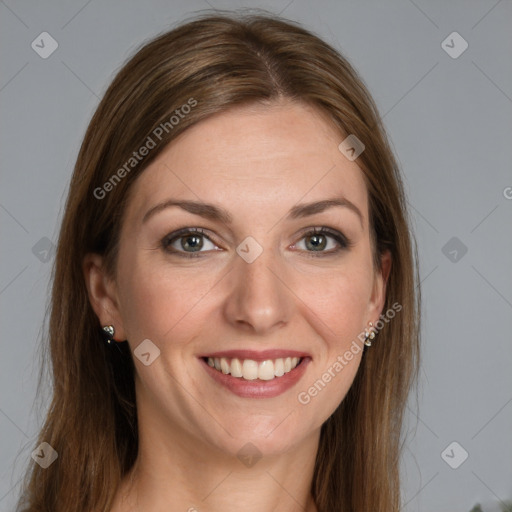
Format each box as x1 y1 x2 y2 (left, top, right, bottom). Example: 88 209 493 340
296 268 370 415
302 260 374 340
115 252 220 344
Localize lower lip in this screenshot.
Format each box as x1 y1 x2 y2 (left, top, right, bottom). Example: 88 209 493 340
200 357 311 398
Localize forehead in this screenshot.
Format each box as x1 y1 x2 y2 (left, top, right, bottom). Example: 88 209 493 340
125 101 369 226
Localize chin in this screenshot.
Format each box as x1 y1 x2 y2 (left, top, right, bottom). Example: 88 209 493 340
197 410 316 461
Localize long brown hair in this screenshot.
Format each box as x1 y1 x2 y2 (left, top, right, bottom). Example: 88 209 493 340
16 11 420 511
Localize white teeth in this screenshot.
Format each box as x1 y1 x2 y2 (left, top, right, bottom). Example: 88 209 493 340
231 358 243 377
258 360 274 381
242 359 259 380
207 356 302 380
274 358 285 377
220 357 230 374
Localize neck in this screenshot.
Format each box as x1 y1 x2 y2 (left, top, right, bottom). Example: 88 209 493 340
112 423 320 512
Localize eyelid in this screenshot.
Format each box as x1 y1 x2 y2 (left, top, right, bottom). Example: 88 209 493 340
161 227 222 257
161 226 352 256
292 226 352 252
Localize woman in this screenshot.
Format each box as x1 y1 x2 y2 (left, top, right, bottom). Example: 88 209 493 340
17 11 420 512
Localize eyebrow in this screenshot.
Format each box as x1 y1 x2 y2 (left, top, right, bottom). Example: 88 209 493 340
142 197 363 227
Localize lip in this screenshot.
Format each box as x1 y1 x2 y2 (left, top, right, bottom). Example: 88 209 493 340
199 354 311 399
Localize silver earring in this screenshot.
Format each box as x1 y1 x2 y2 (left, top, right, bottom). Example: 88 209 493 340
102 325 115 344
364 322 376 347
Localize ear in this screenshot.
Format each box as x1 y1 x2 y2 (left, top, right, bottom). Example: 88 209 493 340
367 250 392 323
83 253 126 341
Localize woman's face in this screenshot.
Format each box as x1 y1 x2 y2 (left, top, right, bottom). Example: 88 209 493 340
91 100 389 458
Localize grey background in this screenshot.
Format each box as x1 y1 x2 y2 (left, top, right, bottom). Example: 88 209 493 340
1 0 511 510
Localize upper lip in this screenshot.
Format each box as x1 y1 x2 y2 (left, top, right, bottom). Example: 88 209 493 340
199 349 311 361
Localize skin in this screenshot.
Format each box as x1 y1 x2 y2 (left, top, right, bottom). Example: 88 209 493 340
84 99 391 512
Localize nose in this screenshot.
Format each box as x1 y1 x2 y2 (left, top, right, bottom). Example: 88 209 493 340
222 247 294 336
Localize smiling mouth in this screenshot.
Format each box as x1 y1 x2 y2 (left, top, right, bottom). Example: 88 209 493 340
202 356 303 381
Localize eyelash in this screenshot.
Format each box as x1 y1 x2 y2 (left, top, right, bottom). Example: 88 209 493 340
160 227 352 258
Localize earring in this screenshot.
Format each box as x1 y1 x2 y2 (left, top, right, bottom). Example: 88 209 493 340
102 325 115 344
364 322 376 347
